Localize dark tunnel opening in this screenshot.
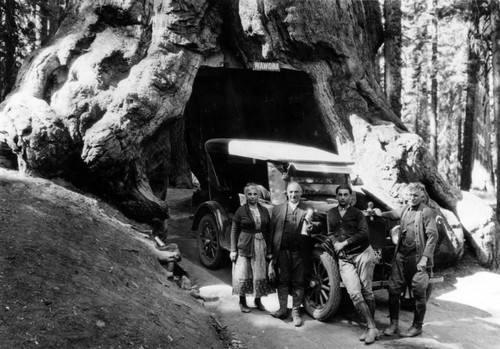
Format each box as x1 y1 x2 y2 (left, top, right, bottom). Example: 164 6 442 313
182 66 336 189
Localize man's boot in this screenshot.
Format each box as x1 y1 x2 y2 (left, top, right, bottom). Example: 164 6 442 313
291 307 302 327
291 289 304 327
383 294 400 336
354 301 379 344
360 298 377 341
271 287 288 319
401 298 425 337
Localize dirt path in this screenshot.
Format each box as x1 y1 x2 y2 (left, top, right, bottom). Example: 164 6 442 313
168 189 500 349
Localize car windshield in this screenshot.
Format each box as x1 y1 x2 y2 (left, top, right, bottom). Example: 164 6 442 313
293 175 348 196
267 162 351 204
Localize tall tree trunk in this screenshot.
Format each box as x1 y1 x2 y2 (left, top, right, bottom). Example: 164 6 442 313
1 0 18 101
39 1 49 46
474 59 493 190
169 118 192 189
461 12 480 191
0 3 4 100
411 16 428 137
457 110 462 185
429 0 438 160
491 0 500 254
384 0 402 119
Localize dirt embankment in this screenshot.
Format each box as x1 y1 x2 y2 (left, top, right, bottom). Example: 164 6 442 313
0 169 226 349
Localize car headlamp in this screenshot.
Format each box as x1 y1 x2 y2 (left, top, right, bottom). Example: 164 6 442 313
389 225 400 245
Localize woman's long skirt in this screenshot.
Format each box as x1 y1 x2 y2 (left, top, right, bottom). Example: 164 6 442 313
232 233 274 297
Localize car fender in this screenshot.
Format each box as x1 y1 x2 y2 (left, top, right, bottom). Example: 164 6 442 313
309 234 336 257
191 201 231 234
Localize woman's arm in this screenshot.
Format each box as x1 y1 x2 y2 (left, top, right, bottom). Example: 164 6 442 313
230 207 243 253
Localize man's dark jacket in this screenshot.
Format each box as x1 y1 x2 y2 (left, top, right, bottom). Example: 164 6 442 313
270 201 309 261
327 206 369 255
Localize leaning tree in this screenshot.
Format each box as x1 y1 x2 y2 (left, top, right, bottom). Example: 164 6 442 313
0 0 497 266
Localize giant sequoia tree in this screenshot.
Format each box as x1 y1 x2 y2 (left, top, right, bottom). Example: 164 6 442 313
0 0 496 264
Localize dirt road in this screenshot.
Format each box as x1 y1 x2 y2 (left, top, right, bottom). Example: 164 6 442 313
168 189 500 349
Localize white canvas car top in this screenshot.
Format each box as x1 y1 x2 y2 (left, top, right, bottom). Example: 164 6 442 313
205 138 355 169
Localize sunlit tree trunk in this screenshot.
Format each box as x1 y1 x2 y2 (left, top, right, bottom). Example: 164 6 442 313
491 0 500 238
429 0 438 160
461 10 480 191
475 61 494 190
457 111 462 185
410 6 428 138
384 0 402 119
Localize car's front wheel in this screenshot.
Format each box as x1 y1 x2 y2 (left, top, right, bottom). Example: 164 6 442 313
303 248 342 321
197 214 224 269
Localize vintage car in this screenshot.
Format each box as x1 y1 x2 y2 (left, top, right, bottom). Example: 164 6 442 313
191 138 441 321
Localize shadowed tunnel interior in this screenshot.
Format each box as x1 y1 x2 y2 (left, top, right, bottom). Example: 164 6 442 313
183 66 335 188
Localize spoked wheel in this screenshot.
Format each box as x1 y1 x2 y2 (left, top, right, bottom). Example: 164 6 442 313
303 248 342 321
197 214 223 269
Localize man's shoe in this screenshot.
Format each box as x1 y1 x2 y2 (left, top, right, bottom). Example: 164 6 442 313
270 308 287 319
239 303 251 313
383 322 399 336
400 325 422 337
359 328 367 341
364 328 379 344
292 314 303 327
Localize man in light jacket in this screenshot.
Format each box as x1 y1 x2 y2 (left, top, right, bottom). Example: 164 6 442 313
374 183 438 337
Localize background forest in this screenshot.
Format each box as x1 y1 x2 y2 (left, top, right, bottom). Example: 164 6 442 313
0 0 498 210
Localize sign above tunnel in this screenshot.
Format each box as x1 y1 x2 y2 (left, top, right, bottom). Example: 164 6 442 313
252 61 280 72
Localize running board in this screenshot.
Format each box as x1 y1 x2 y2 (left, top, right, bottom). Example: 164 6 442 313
340 276 443 289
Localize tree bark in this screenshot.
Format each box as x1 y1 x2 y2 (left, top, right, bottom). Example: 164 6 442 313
0 3 3 98
491 0 500 268
457 103 462 184
39 1 49 46
411 21 428 136
384 0 402 119
461 13 479 191
1 0 18 101
169 118 192 189
473 58 493 190
429 0 438 161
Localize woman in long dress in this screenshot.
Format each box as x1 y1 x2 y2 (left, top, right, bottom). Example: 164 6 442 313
230 183 273 312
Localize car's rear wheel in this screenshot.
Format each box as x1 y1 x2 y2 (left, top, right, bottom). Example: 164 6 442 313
303 248 342 321
197 214 224 269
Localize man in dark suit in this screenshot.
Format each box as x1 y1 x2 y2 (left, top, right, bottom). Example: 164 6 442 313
269 181 312 327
